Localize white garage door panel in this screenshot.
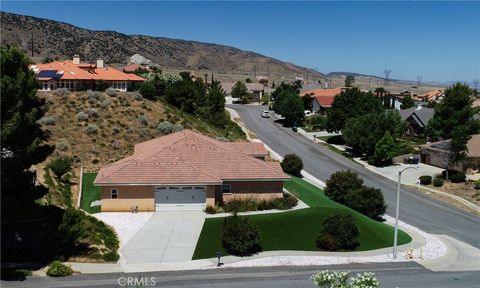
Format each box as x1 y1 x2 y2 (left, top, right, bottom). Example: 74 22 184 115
155 186 206 210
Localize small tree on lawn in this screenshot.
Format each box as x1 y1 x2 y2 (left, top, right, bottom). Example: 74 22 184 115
281 154 303 177
324 170 363 204
222 213 260 255
343 186 386 221
371 131 398 166
316 213 359 251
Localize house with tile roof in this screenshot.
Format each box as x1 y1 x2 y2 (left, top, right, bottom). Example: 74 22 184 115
221 82 265 102
420 134 480 174
300 87 348 113
94 130 289 211
30 55 145 92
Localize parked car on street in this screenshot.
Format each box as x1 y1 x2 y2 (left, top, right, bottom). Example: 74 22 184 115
261 111 270 118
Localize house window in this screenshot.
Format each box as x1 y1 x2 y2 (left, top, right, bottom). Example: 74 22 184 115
221 184 231 193
155 186 166 191
111 189 118 199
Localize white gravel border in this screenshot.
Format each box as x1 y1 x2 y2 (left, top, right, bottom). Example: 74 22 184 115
94 212 153 248
221 215 447 268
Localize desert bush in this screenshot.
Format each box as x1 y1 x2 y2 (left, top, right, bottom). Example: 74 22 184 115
46 156 73 180
111 126 121 135
111 140 121 150
46 261 73 277
99 99 110 109
156 121 174 135
204 205 224 214
87 90 100 103
56 142 69 152
280 154 303 177
86 124 98 135
172 123 184 132
222 213 260 255
105 87 117 97
86 108 98 118
324 170 363 204
419 175 432 185
138 128 149 138
38 116 56 125
76 112 89 122
138 115 149 125
53 88 70 98
133 91 143 101
433 177 444 187
316 213 359 251
343 186 386 221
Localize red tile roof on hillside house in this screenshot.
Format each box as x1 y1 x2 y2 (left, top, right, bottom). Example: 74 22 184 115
94 130 287 186
300 87 347 97
31 61 145 82
416 89 444 101
313 95 336 108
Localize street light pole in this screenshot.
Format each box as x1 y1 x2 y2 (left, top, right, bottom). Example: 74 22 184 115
393 166 418 259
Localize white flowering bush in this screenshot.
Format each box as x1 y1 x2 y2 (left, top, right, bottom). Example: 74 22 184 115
310 271 379 288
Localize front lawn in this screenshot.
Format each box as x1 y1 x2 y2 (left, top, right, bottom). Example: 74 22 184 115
81 172 101 214
192 177 411 259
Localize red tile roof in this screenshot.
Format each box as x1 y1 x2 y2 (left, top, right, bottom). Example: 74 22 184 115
416 89 444 101
31 61 145 82
313 95 336 108
300 87 346 97
94 130 287 185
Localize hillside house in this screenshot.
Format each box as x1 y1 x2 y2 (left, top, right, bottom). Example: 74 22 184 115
30 55 145 92
300 87 348 114
399 107 434 136
221 82 265 101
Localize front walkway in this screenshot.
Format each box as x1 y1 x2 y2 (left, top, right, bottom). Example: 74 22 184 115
120 211 205 264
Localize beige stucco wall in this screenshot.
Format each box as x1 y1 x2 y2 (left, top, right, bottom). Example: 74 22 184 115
100 186 155 212
102 199 155 212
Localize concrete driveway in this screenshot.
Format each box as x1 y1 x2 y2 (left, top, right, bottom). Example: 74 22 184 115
120 211 205 264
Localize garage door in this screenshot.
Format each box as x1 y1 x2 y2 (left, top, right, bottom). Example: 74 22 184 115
155 186 206 210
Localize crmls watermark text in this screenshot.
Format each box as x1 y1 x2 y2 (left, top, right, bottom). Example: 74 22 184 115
118 276 156 287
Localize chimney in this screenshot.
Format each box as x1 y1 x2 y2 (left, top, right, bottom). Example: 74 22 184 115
73 54 80 65
96 58 104 68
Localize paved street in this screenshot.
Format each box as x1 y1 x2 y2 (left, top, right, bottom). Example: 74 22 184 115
2 262 479 288
120 211 205 263
229 104 480 248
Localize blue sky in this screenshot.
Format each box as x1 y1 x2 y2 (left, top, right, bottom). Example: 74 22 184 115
2 1 479 82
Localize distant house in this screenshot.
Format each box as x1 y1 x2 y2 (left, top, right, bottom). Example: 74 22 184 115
221 82 265 101
420 134 480 174
399 107 434 136
415 89 444 102
300 87 347 114
30 55 145 92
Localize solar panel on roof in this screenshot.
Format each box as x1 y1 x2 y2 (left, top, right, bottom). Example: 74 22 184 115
37 70 63 79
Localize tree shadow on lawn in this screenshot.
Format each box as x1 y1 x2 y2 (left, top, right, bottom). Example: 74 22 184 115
223 243 263 257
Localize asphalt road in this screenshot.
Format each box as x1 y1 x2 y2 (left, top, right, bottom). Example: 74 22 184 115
229 104 480 248
2 262 479 288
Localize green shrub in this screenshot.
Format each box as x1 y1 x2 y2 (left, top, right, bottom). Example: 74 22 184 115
102 251 120 262
324 170 363 204
307 114 327 130
47 156 73 179
281 154 303 177
343 186 386 221
95 80 109 91
222 213 260 255
46 261 73 277
315 233 338 251
450 173 466 183
441 169 465 181
222 194 297 213
433 177 444 187
419 175 432 185
204 205 224 214
316 214 359 251
474 180 480 190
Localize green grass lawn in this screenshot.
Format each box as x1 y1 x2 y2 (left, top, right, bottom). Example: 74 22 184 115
192 177 411 259
81 172 101 214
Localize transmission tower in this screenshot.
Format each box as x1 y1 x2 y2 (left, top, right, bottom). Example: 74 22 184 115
384 70 391 86
417 75 423 88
